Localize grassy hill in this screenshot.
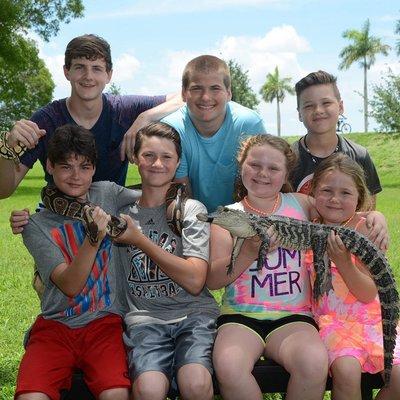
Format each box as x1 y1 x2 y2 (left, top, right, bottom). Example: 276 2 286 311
0 132 399 398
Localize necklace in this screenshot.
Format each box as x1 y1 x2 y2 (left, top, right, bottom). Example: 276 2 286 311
341 213 356 227
243 194 280 216
303 134 340 164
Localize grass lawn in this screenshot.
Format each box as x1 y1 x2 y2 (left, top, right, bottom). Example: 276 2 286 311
0 132 399 399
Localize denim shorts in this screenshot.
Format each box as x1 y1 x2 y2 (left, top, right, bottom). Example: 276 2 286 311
124 312 217 380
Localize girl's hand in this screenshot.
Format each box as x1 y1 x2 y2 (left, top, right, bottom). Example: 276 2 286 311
266 226 281 252
113 213 143 245
326 230 352 272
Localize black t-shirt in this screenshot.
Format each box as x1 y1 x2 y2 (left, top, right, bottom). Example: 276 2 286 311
290 135 382 195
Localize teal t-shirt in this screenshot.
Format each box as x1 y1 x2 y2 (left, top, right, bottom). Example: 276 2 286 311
162 101 266 212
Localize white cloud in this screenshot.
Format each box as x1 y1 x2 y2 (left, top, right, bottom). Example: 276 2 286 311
112 53 141 83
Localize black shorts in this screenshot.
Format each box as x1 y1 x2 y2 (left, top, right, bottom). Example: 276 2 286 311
217 314 318 343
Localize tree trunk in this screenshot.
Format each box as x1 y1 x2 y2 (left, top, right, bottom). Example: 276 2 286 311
364 60 368 133
277 97 281 137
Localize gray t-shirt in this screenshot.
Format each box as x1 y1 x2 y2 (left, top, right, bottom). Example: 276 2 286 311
117 199 219 327
22 181 139 328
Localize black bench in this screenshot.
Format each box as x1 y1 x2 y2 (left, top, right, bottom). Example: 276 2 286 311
61 359 384 400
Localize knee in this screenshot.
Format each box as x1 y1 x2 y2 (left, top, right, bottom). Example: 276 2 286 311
99 388 129 400
331 358 361 393
133 378 167 400
290 345 329 382
213 350 251 387
179 371 213 400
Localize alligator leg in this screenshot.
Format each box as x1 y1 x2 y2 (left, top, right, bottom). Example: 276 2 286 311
311 230 331 299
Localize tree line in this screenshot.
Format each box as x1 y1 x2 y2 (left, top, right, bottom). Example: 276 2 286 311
1 2 399 134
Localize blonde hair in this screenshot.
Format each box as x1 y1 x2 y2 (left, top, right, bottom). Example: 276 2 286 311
310 153 371 211
234 134 297 201
182 55 231 90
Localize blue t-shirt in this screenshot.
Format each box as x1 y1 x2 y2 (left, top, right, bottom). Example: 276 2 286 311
162 101 266 212
20 93 165 186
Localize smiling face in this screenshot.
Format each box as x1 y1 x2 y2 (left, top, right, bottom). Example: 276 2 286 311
298 83 343 136
182 71 232 136
64 57 112 102
134 136 180 188
313 169 359 224
47 154 96 199
241 144 287 200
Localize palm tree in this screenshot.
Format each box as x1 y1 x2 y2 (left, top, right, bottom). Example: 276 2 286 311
339 19 390 133
259 66 294 137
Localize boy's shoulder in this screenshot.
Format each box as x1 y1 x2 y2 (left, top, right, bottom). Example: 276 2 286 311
227 101 263 120
338 135 369 156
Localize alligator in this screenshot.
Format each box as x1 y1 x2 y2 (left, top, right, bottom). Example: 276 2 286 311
197 206 399 385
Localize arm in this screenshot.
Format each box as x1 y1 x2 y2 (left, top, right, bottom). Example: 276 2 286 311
206 224 260 290
50 207 110 297
327 229 377 303
120 92 183 162
358 210 388 251
115 214 207 295
0 120 45 198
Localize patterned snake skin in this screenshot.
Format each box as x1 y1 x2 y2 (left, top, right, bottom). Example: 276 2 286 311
197 207 400 385
41 182 188 243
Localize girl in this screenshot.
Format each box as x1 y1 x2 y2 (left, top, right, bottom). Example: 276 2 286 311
114 122 219 400
308 153 400 400
207 134 329 400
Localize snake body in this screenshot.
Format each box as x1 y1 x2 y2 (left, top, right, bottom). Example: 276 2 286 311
41 182 188 244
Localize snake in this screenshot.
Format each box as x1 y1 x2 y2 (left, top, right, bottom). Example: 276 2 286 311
41 182 188 244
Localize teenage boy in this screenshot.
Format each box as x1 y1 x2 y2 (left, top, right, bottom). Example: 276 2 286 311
0 33 181 200
162 55 266 212
114 122 219 400
291 70 381 208
15 125 138 400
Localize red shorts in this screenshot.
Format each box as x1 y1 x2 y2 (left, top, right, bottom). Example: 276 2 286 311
15 314 130 400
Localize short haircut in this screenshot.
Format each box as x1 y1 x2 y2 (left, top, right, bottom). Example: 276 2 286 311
47 124 97 166
134 122 182 159
182 55 231 90
64 34 112 71
310 153 371 211
295 70 341 108
234 134 297 201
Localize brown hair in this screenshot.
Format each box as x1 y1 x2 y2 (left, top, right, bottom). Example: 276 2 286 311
295 70 341 108
48 124 97 166
310 153 371 211
234 134 297 201
64 34 112 71
182 55 231 90
134 122 181 159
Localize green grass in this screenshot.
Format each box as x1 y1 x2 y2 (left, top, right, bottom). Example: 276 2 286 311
1 132 399 399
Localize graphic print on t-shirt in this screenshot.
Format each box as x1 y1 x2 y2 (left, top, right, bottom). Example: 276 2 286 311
51 222 112 316
126 229 182 299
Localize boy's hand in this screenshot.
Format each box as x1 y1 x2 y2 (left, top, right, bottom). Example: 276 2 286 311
365 211 389 251
8 120 46 149
113 213 143 244
10 208 30 234
90 206 111 242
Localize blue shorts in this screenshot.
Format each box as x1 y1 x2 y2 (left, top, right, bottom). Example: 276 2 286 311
124 313 216 380
217 313 318 344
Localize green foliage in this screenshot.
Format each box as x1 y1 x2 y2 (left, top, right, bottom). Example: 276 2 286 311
339 19 390 133
395 17 400 56
108 82 122 96
259 66 294 136
0 0 84 130
227 59 259 110
370 72 400 133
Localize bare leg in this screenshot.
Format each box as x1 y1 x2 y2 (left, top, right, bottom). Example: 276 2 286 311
375 364 400 400
177 363 213 400
16 394 50 400
330 356 362 400
213 324 265 400
99 388 129 400
132 371 169 400
264 322 328 400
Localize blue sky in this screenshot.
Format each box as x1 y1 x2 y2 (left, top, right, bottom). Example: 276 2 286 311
30 0 399 136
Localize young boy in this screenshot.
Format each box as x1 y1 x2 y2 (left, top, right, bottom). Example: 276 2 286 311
15 124 138 400
291 70 381 208
162 55 266 212
114 122 219 400
0 33 181 200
